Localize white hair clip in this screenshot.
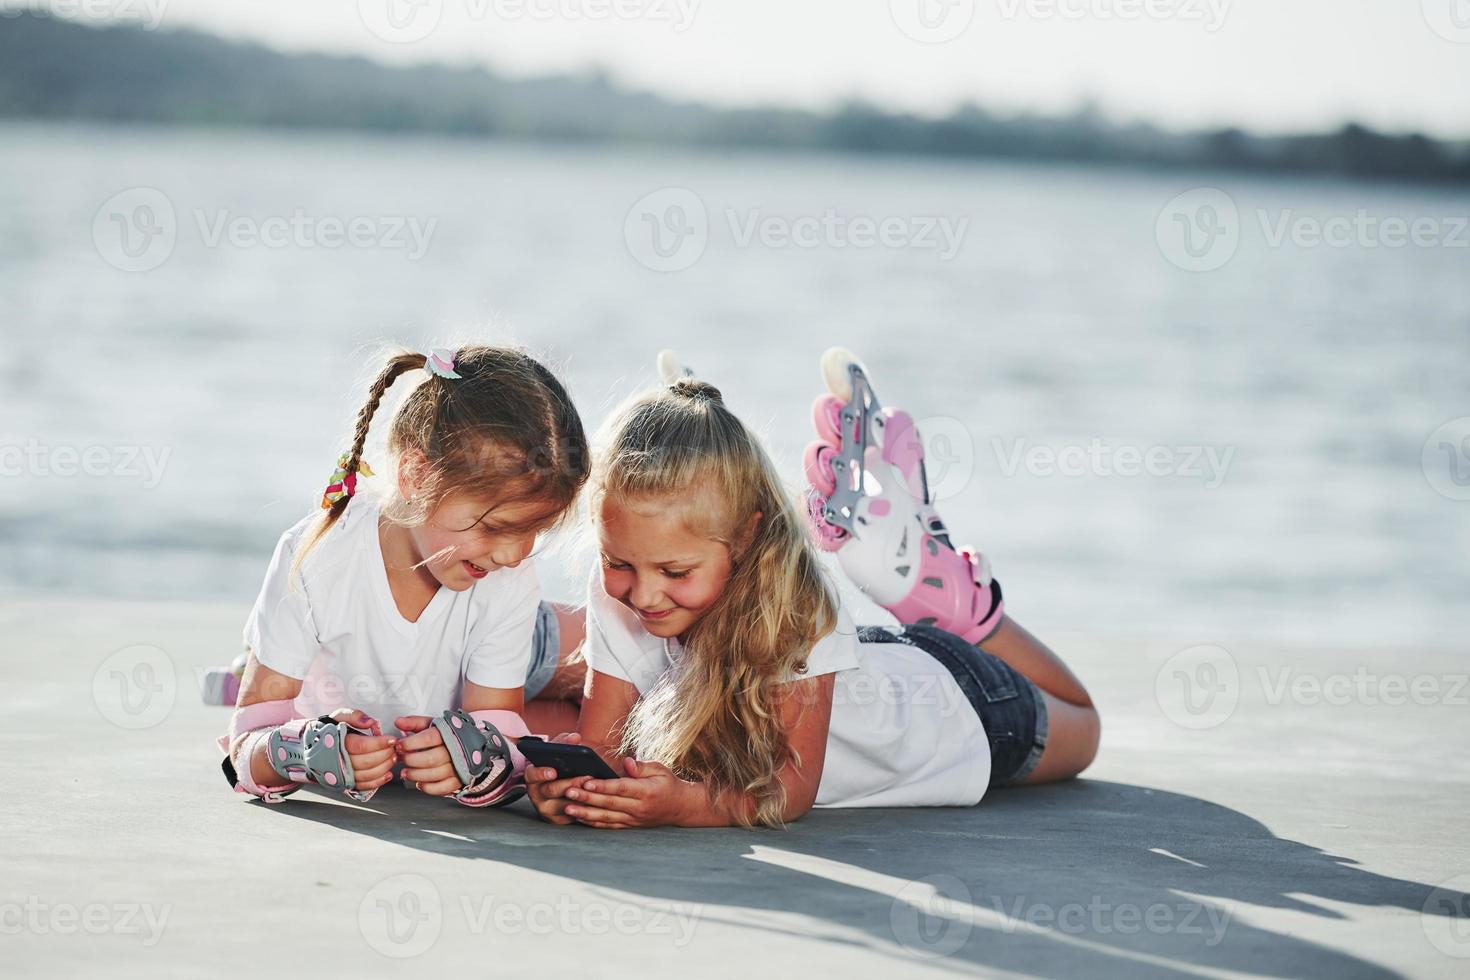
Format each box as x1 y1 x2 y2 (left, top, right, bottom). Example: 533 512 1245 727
657 349 694 384
425 348 462 380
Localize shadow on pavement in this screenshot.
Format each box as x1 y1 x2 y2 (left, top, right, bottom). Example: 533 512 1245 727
259 778 1460 978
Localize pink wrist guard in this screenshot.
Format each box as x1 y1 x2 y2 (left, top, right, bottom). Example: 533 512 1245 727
217 699 300 804
267 716 380 803
218 701 383 804
434 709 533 809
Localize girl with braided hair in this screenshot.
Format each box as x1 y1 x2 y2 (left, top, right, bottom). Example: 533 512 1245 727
218 345 591 809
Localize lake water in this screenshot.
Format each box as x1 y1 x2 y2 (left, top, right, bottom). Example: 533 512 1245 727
2 122 1467 648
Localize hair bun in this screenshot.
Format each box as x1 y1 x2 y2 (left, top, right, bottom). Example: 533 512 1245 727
670 377 723 403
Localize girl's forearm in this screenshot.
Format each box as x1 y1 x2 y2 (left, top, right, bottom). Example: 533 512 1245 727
675 776 817 828
674 784 743 828
246 731 289 788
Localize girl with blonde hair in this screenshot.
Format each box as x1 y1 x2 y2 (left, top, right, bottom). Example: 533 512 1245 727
527 351 1100 828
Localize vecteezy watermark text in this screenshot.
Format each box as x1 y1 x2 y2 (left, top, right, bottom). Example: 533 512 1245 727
193 209 436 259
727 209 968 260
1256 210 1470 250
0 0 169 30
989 895 1232 946
993 437 1235 488
357 0 700 45
0 898 171 946
887 873 1234 957
624 187 969 272
995 0 1230 31
93 187 438 272
357 874 703 958
1156 645 1470 730
1257 666 1468 708
0 439 170 489
1157 187 1470 272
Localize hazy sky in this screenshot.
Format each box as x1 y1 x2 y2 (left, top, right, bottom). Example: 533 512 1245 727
82 0 1470 136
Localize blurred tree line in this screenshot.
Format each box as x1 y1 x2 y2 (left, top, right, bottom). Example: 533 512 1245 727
2 13 1465 183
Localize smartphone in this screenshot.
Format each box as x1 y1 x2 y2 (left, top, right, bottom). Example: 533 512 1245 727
516 736 620 780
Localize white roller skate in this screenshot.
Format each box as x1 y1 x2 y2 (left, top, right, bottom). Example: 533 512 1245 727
804 348 1004 644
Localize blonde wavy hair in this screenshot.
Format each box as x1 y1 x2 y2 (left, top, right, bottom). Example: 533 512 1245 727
593 375 838 828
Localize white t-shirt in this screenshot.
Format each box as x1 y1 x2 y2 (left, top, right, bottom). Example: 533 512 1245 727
244 495 542 734
582 570 992 808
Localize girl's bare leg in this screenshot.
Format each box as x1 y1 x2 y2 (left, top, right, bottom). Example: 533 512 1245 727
978 616 1092 707
1024 692 1101 784
975 616 1100 783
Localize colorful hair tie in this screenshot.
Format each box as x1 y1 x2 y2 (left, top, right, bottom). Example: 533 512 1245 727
321 452 374 509
425 348 462 380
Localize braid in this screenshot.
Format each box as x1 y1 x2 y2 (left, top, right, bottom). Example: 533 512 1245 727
293 342 590 583
295 350 428 577
343 352 426 486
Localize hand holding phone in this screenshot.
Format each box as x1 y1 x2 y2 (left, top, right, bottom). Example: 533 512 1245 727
517 735 620 780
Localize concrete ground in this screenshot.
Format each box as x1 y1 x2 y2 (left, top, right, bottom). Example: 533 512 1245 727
4 597 1468 978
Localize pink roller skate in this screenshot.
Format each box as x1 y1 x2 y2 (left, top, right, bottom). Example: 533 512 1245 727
201 651 247 706
804 347 1004 644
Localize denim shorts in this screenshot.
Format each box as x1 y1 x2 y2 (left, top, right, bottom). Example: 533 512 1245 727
858 624 1049 786
523 601 560 701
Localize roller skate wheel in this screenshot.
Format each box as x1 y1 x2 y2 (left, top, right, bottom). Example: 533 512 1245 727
811 394 845 443
820 347 867 401
804 440 839 496
804 490 849 552
657 349 694 384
